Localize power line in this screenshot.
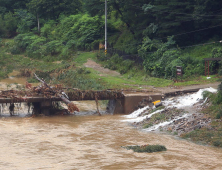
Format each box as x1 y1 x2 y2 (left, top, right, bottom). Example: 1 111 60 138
136 40 222 56
106 23 222 50
128 3 222 18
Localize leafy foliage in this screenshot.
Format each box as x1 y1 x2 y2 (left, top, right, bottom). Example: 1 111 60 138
27 0 82 20
11 13 106 59
139 36 180 78
214 82 222 104
2 0 222 81
56 14 104 50
57 70 104 90
122 144 167 153
15 10 36 34
0 12 18 38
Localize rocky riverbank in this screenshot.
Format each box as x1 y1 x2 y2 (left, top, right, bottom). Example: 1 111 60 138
122 87 217 138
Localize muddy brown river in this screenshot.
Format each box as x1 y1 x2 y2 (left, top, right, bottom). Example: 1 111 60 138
0 113 221 170
0 75 221 169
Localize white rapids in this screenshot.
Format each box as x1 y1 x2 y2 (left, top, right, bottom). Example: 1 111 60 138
121 87 217 131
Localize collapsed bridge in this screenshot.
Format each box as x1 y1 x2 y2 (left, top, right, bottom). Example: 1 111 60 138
0 88 125 115
0 86 163 115
0 81 205 116
0 89 124 103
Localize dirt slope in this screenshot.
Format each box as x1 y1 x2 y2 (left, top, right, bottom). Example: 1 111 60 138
84 59 120 76
83 59 220 93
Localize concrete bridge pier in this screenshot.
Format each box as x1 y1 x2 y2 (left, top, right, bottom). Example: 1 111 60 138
109 94 162 114
40 101 53 115
32 101 53 115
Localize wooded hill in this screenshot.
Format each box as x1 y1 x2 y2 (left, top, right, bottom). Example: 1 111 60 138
1 0 222 79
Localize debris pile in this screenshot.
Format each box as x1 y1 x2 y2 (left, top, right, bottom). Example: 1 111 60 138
0 73 124 116
122 88 217 136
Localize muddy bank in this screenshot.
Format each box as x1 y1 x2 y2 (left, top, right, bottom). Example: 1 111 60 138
122 88 218 142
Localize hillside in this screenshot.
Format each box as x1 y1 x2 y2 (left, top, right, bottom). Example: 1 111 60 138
1 0 222 148
1 0 222 81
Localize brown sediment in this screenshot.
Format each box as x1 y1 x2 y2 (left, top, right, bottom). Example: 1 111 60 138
0 115 221 169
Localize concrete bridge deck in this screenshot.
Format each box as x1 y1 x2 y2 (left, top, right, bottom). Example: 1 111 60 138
0 89 124 103
0 83 218 114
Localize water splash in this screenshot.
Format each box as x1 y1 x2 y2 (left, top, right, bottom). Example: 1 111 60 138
123 106 149 119
143 114 188 131
121 87 217 131
121 109 164 123
163 87 217 108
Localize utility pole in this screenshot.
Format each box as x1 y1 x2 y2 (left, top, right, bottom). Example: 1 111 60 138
105 0 107 55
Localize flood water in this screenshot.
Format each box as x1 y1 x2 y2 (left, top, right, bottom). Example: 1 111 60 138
0 74 221 169
0 113 222 170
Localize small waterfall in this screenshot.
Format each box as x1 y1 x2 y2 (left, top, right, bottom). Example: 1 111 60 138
121 87 217 131
143 114 188 131
106 100 117 114
0 103 30 117
123 106 149 119
162 87 217 108
121 109 164 123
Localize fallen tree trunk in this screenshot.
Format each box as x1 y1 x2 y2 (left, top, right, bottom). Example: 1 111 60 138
59 94 79 113
34 73 79 113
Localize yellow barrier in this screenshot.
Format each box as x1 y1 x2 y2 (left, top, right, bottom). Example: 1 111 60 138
152 100 161 106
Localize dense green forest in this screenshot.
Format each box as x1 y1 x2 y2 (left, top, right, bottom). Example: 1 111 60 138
1 0 222 78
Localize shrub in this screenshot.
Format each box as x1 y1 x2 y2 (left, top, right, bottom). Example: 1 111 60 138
35 71 51 82
122 145 167 153
215 109 222 119
0 16 6 37
13 33 36 51
56 14 104 51
97 51 109 61
44 40 64 56
76 67 86 74
213 140 222 147
0 12 18 38
27 36 47 57
111 54 123 63
202 91 213 99
214 82 222 104
10 45 22 54
57 70 104 90
143 123 153 129
119 59 134 74
40 20 57 39
15 10 36 34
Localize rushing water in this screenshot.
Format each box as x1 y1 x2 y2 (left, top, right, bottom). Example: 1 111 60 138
0 113 222 170
0 76 221 169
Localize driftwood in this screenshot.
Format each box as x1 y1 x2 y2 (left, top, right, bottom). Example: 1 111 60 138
34 73 79 113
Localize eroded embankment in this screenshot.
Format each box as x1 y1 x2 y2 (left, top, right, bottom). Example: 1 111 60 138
121 87 217 140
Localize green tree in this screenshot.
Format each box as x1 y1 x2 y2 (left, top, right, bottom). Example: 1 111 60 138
0 12 18 37
27 0 82 20
56 14 105 50
0 0 29 14
3 12 18 37
15 10 36 33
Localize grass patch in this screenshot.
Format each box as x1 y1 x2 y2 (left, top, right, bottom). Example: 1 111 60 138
0 38 221 91
73 52 97 65
180 43 221 60
181 93 222 147
150 106 165 114
181 128 222 147
122 144 167 153
141 108 186 129
143 123 153 129
87 67 172 89
174 75 220 86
